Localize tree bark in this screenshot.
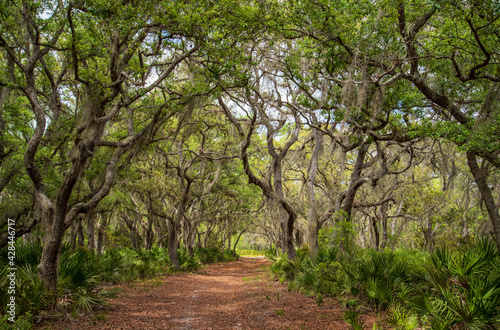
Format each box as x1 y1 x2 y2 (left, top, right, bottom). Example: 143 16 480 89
425 215 435 253
70 220 77 251
219 97 299 259
273 164 292 256
233 229 247 257
186 221 195 258
379 203 389 250
371 217 380 251
145 214 154 250
96 214 106 255
76 216 85 248
467 151 500 249
341 143 369 218
87 213 95 252
122 212 140 250
38 213 65 290
203 223 214 248
167 219 180 269
380 216 388 250
307 123 323 257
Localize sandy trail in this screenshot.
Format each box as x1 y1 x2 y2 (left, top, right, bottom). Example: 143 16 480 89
47 257 361 329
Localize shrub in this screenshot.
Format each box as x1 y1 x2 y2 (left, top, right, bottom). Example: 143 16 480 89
0 313 34 330
269 237 500 328
59 248 101 291
177 248 200 271
237 249 264 256
411 237 500 328
0 243 172 321
196 245 239 264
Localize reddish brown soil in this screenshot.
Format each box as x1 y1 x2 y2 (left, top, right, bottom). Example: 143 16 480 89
43 257 378 329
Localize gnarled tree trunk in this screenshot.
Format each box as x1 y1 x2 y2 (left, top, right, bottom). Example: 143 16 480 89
467 152 500 250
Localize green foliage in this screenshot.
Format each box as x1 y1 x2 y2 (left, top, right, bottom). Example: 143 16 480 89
0 241 237 323
0 313 33 329
318 227 336 247
295 244 309 258
132 248 170 279
3 264 61 317
97 249 130 283
236 249 265 256
2 0 500 327
96 247 170 282
195 246 238 264
269 237 500 328
320 214 358 253
411 237 500 329
343 310 366 330
0 241 42 269
177 248 200 272
71 289 106 315
59 248 101 291
387 304 419 330
269 254 297 282
0 243 61 317
342 249 412 309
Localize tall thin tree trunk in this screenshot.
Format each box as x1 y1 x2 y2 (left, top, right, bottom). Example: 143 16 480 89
371 217 380 250
307 124 322 257
286 214 296 259
77 216 85 248
380 217 388 250
379 204 389 250
96 213 108 254
167 219 179 269
274 166 296 259
97 227 105 254
145 215 154 250
123 213 140 250
87 213 95 252
467 152 500 250
70 220 77 251
425 215 435 253
233 229 247 257
184 219 195 257
280 211 287 255
203 225 213 249
196 228 201 249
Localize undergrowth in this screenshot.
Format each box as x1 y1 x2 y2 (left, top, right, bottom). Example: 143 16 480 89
270 237 500 329
0 242 236 327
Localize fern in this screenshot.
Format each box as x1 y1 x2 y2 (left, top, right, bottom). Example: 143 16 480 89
343 310 366 330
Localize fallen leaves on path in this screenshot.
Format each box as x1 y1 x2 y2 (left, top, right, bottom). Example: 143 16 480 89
44 257 377 329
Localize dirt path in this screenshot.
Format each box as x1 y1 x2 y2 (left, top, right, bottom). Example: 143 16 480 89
47 257 367 329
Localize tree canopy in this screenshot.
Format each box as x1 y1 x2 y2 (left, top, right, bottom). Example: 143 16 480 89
1 0 499 289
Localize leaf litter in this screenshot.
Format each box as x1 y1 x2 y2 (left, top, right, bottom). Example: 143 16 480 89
43 257 379 329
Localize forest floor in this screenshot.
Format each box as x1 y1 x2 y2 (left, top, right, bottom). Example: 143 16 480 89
42 257 380 329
